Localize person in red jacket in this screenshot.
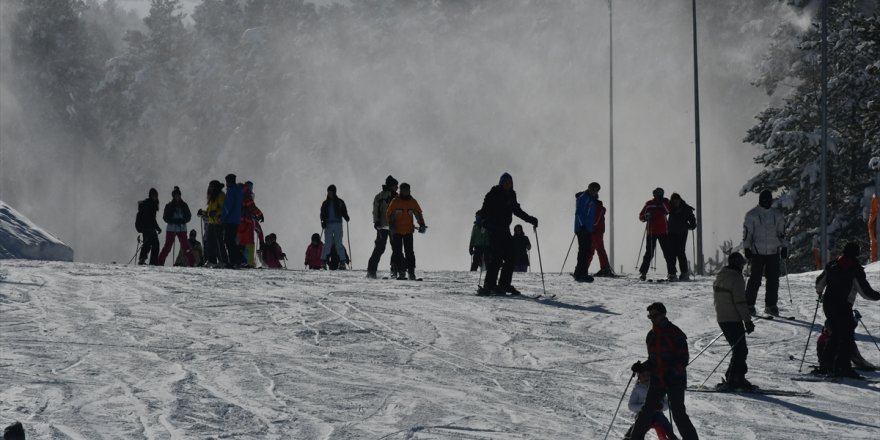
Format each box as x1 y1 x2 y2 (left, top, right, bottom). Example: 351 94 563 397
638 188 675 281
588 197 615 277
305 233 324 269
260 233 285 269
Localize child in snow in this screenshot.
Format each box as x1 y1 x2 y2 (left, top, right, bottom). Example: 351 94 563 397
625 371 678 440
386 182 427 280
260 233 285 269
511 224 531 272
174 229 204 266
469 210 489 271
305 233 324 270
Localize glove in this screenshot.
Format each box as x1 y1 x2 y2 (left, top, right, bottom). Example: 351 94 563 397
529 217 538 228
321 221 327 229
374 222 381 230
469 247 475 255
645 212 652 222
853 309 861 320
744 249 754 260
197 209 206 217
418 225 427 234
780 247 788 259
156 227 162 234
631 361 643 373
745 321 755 334
256 215 264 223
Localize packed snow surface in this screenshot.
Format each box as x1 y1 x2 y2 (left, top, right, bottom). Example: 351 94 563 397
0 201 73 261
1 261 879 439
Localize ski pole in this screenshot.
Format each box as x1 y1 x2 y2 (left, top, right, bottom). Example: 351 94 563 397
635 224 648 270
854 310 880 355
783 258 793 307
699 333 745 389
799 295 823 373
128 236 142 265
346 221 353 270
603 371 636 440
651 236 657 273
560 233 576 274
533 226 547 297
688 331 725 366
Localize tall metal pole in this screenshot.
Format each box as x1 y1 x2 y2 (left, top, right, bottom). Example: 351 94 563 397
608 0 615 269
692 0 704 275
820 0 829 266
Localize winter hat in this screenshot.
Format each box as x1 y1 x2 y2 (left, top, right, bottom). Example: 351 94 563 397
588 182 601 191
499 172 513 186
843 242 860 258
653 187 664 198
311 233 321 242
172 186 181 196
225 173 237 184
385 175 398 187
400 182 411 191
670 192 682 202
209 180 224 189
149 188 158 198
189 229 197 238
728 252 746 270
759 190 772 203
327 184 337 193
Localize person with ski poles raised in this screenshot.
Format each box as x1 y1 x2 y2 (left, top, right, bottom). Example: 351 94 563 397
638 188 675 281
320 184 350 268
135 188 162 265
713 252 756 390
367 175 399 279
742 189 787 316
573 182 599 282
476 173 538 296
386 182 427 280
668 193 697 281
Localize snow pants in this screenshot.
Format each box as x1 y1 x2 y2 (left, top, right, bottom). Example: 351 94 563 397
204 223 226 265
158 231 194 266
586 230 610 271
746 253 779 309
139 230 160 265
625 412 676 440
668 232 690 275
321 222 349 262
470 246 487 271
639 235 675 276
719 321 748 382
223 223 240 267
367 229 391 274
821 304 856 374
484 228 514 290
629 381 698 440
390 233 415 273
573 229 593 278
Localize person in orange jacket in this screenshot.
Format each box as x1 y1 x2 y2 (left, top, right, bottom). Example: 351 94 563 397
387 183 427 280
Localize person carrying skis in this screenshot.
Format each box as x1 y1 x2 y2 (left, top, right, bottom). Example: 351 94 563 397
742 189 786 316
367 175 399 278
469 210 489 271
136 188 162 265
387 182 427 280
511 224 531 272
713 252 756 390
815 242 880 378
221 174 244 268
260 233 285 269
320 184 350 268
158 187 195 266
638 188 675 281
668 193 697 281
175 229 204 266
238 182 264 268
628 302 699 440
198 180 226 267
573 182 600 282
587 196 615 277
305 233 324 269
477 173 538 296
625 370 678 440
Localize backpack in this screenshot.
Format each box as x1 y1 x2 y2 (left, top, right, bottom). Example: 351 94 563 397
135 201 146 233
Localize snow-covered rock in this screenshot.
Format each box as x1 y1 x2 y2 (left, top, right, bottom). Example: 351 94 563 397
0 200 73 261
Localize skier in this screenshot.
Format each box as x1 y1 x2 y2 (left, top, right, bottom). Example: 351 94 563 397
625 371 678 440
628 302 699 440
221 174 244 268
817 317 877 373
387 182 427 280
197 180 226 267
157 187 195 266
638 188 675 281
511 224 531 272
587 196 615 277
476 173 538 296
135 188 162 265
367 175 399 278
742 189 786 316
712 252 756 390
573 182 600 282
469 211 489 271
174 230 204 267
305 233 324 270
667 193 697 281
260 233 285 269
815 242 880 378
320 184 350 268
238 183 264 268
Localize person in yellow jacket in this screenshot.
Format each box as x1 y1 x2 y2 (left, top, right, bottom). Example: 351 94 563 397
198 180 227 267
713 252 756 390
386 183 426 280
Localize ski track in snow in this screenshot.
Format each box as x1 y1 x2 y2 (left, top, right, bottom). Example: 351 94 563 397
1 261 879 439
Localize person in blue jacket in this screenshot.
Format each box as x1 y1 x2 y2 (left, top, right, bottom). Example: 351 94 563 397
573 182 600 282
221 173 244 268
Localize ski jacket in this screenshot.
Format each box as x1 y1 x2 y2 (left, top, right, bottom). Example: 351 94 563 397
470 223 489 249
512 234 531 266
639 198 671 236
742 205 785 256
593 200 607 235
221 183 244 225
136 198 161 233
480 185 534 232
204 192 225 225
372 187 398 229
387 196 425 236
261 242 285 269
574 191 597 234
642 319 689 387
668 203 697 235
321 198 350 224
162 200 192 233
713 267 751 323
816 256 880 311
305 242 323 269
241 187 264 222
627 382 668 415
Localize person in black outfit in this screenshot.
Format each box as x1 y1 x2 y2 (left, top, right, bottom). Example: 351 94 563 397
815 242 880 378
135 188 162 265
367 176 399 278
667 193 697 281
477 173 538 296
320 184 351 266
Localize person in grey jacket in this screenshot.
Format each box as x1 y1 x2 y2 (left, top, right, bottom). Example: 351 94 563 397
713 252 755 390
742 189 787 316
367 176 398 278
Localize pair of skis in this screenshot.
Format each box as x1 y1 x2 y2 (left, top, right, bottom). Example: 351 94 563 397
687 385 813 397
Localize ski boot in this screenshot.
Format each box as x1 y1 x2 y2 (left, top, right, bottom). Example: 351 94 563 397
678 272 690 281
667 273 677 282
748 306 757 317
396 271 407 280
476 286 493 296
639 273 647 281
408 271 417 281
366 271 377 279
503 285 521 296
764 306 779 317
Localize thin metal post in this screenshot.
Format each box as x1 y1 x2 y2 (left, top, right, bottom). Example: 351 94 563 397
820 0 829 266
609 0 615 270
692 0 704 275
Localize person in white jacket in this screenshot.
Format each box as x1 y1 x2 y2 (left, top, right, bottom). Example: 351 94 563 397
742 190 787 316
624 371 678 440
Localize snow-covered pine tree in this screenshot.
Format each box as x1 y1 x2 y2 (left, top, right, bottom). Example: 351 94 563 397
742 2 880 270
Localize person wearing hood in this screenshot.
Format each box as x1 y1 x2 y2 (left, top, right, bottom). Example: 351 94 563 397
158 186 195 266
320 184 351 267
221 174 244 268
386 182 427 280
668 193 697 281
477 173 538 296
638 188 675 281
573 182 600 282
305 233 324 269
135 188 162 265
742 189 786 316
815 242 880 378
198 180 226 267
367 175 399 278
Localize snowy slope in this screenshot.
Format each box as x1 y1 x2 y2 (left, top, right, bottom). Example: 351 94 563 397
1 261 878 439
0 201 73 261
